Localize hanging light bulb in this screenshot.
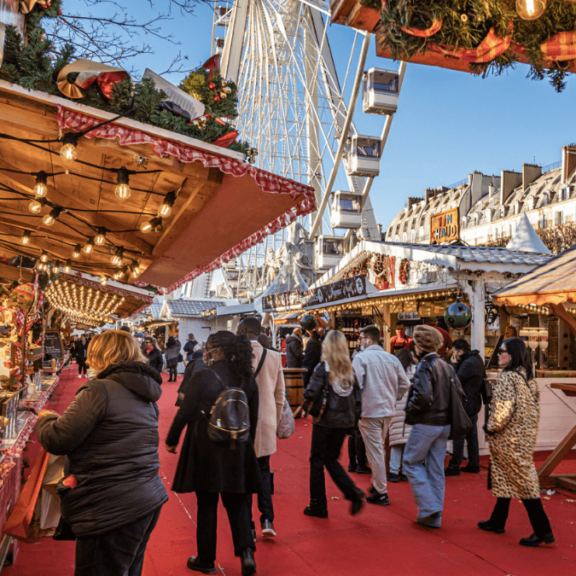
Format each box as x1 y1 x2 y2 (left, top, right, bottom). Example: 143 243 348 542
64 259 72 274
72 245 82 259
113 270 123 280
115 167 131 200
83 237 95 254
516 0 546 19
158 191 176 218
29 197 46 214
21 230 31 245
34 171 48 198
110 247 124 266
100 275 108 286
40 250 49 263
140 217 162 233
42 207 63 226
52 262 60 274
95 227 107 245
60 133 78 163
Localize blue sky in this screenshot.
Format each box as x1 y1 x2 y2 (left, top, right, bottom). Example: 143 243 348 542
71 1 576 230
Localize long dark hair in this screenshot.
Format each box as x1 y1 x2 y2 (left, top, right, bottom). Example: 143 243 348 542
207 330 254 389
502 337 533 379
167 336 176 347
395 348 414 371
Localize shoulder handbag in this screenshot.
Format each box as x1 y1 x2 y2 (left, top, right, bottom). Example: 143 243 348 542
447 363 473 441
301 368 329 420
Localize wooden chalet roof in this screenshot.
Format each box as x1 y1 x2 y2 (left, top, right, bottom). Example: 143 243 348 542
0 81 315 293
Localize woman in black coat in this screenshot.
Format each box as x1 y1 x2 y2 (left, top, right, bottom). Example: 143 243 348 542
303 330 364 519
143 336 164 375
166 331 260 576
165 336 181 382
35 330 168 576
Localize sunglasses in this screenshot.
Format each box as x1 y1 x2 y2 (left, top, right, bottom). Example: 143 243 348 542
497 349 509 355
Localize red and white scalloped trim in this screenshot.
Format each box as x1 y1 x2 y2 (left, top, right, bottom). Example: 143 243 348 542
57 106 317 294
1 414 38 460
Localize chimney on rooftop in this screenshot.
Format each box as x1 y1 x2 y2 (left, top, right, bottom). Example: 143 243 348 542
425 189 434 203
500 170 522 205
562 144 576 184
407 196 423 210
488 182 495 199
522 164 541 191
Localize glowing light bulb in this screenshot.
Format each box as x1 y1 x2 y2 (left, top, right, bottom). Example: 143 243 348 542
64 260 72 274
40 251 49 263
60 133 78 163
52 263 60 274
42 207 61 226
516 0 546 20
34 171 48 198
100 275 108 286
115 167 131 200
21 231 31 245
29 198 45 214
83 237 95 254
95 228 107 245
140 217 162 233
72 245 82 259
111 248 124 266
158 191 176 218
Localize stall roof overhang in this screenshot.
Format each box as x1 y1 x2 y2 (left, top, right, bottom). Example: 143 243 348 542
492 243 576 307
304 280 457 311
163 298 228 318
312 241 551 289
216 302 256 317
0 81 316 293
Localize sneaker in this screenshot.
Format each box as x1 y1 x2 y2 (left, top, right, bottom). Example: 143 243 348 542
355 465 371 474
366 492 390 506
78 374 81 379
444 467 461 477
417 511 441 529
387 472 400 483
261 519 276 538
461 465 481 473
187 557 216 574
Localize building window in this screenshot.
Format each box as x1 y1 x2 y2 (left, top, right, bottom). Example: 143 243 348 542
411 230 416 242
403 232 407 242
563 187 570 201
556 211 563 225
540 214 547 229
542 193 549 206
528 198 535 210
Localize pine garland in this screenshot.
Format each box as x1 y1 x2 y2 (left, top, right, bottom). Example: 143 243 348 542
0 1 251 154
373 0 576 91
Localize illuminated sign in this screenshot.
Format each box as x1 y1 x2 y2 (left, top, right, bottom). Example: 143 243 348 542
430 208 459 243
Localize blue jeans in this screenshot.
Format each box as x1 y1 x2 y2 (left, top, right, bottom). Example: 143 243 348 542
403 424 450 527
389 445 405 474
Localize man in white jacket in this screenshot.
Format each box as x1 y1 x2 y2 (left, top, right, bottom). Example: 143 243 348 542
237 318 285 538
352 325 410 506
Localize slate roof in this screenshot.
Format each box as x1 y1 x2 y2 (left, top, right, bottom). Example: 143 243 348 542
167 299 227 317
149 303 163 319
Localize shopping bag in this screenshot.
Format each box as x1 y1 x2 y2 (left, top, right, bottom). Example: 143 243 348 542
277 397 295 439
4 450 65 542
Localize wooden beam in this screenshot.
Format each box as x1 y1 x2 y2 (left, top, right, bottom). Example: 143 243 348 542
0 261 33 283
538 424 576 480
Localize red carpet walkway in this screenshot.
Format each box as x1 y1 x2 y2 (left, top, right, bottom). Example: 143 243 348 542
6 368 576 576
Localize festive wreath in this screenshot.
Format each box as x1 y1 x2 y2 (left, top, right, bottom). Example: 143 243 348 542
399 258 410 284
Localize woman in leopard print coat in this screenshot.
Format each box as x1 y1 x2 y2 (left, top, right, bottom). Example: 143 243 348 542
478 338 554 547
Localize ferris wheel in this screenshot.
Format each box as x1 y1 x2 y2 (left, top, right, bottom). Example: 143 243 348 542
207 0 406 298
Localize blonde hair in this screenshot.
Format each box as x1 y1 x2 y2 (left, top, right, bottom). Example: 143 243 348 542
323 330 354 388
87 330 148 374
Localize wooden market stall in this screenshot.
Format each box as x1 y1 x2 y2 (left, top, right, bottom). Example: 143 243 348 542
493 243 576 491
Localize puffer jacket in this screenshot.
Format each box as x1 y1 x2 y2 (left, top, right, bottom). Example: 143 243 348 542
388 364 415 446
453 350 485 417
304 361 360 429
36 362 168 537
405 353 454 427
285 334 304 368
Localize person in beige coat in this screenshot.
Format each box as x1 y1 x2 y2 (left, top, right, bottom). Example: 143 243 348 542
478 337 554 547
237 318 285 539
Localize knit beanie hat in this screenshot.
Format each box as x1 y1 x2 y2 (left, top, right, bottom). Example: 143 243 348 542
413 325 443 353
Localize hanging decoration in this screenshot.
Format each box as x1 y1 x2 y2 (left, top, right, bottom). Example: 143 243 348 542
372 0 576 91
56 59 129 99
444 298 472 330
399 258 410 284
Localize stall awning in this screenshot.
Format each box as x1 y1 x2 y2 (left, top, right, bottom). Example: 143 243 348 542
274 311 301 324
492 244 576 307
0 81 316 293
216 302 256 317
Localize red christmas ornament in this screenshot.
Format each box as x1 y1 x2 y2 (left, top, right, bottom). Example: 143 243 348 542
214 95 221 102
208 83 216 90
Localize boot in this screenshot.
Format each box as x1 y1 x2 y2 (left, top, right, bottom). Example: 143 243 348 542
240 548 257 576
303 499 328 518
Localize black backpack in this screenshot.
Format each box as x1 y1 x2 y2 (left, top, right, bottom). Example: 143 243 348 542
207 370 251 446
447 364 473 441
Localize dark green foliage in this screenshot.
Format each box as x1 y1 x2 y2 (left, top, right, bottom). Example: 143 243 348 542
376 0 576 91
0 1 252 155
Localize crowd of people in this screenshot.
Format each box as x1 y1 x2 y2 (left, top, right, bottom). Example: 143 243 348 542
33 317 555 576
